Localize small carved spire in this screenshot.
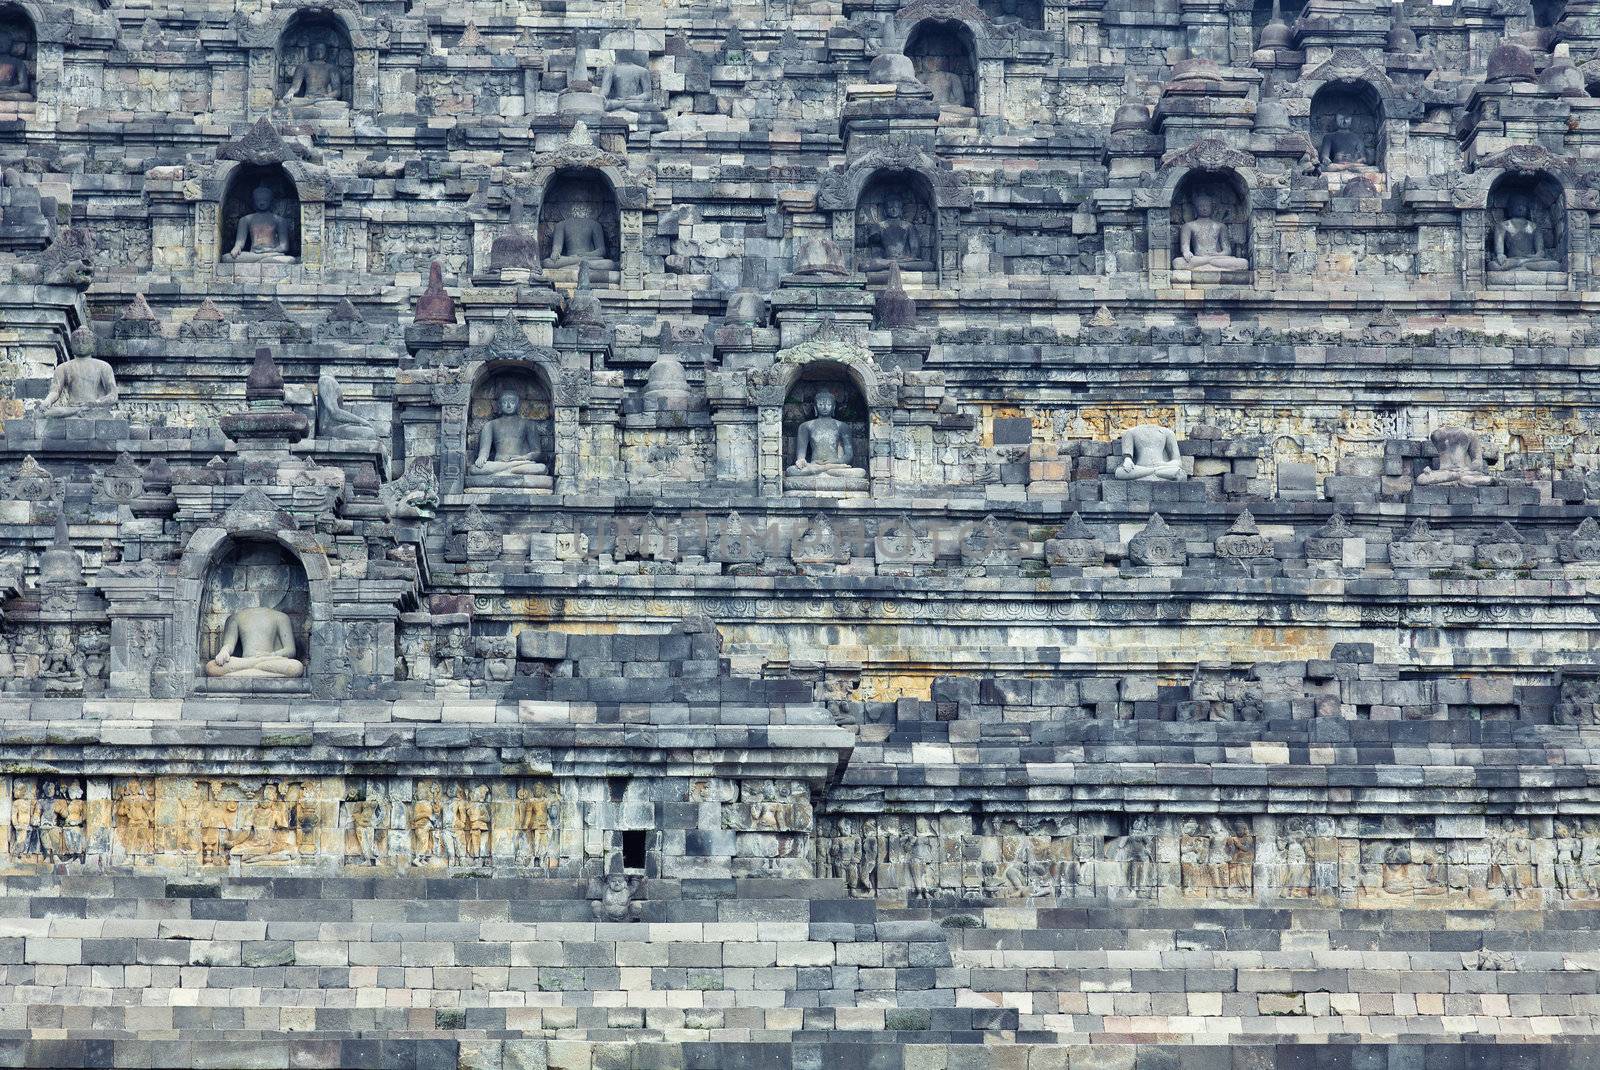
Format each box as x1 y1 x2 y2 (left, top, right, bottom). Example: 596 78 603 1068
1387 1 1418 52
873 262 917 328
244 346 287 403
1258 0 1292 50
562 261 606 327
414 261 458 325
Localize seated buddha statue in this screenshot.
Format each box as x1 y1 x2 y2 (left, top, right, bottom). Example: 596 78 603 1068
204 606 305 680
222 185 295 263
1172 191 1248 273
543 202 617 283
1319 110 1372 173
1112 424 1186 482
785 388 868 494
470 390 553 487
1414 427 1495 487
1489 194 1562 274
858 194 936 277
280 41 343 104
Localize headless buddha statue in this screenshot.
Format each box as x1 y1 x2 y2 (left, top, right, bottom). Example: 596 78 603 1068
205 606 305 679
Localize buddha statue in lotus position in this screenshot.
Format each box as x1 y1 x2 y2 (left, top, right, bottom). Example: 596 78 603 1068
544 202 616 279
0 31 33 100
205 606 305 679
1112 424 1186 482
786 388 868 493
920 54 972 115
42 328 117 414
223 185 295 263
281 41 342 103
1173 191 1248 273
1490 193 1562 273
859 194 935 276
600 49 655 112
1319 110 1371 172
1414 427 1495 487
471 390 552 485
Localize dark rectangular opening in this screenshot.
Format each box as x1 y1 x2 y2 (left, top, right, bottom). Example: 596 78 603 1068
622 830 647 870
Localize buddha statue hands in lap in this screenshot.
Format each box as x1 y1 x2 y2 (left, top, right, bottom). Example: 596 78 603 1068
223 185 295 264
281 41 342 104
1173 191 1249 273
544 202 616 276
42 327 117 414
1320 110 1371 172
471 390 551 483
785 388 869 493
0 31 33 101
1490 193 1562 273
921 54 972 114
205 606 305 679
859 194 934 274
1414 426 1495 487
600 49 655 112
1112 424 1187 482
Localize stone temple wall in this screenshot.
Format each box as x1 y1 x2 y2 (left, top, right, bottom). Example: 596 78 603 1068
1 0 1600 1065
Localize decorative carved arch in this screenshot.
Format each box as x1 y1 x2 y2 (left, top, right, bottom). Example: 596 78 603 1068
817 144 971 212
1290 50 1417 119
758 339 885 407
524 130 653 213
1 0 67 45
461 316 584 408
236 0 381 50
1457 145 1594 210
204 120 329 202
1154 139 1260 201
895 0 1007 55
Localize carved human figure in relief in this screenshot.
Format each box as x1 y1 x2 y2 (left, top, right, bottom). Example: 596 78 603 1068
1319 110 1370 172
281 41 343 103
1112 424 1186 481
0 31 33 100
1414 426 1495 487
223 185 295 263
1490 193 1562 272
600 49 654 111
42 327 117 413
786 388 868 492
1174 191 1248 272
544 202 615 274
471 390 549 481
204 606 305 679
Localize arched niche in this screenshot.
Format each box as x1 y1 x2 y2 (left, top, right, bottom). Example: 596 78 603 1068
1311 80 1383 172
278 9 355 106
855 169 938 282
219 163 301 263
0 5 35 101
978 0 1042 29
537 167 621 286
1534 0 1566 29
197 538 311 681
467 364 555 489
782 363 871 495
1486 171 1567 278
1169 169 1251 278
907 19 976 116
